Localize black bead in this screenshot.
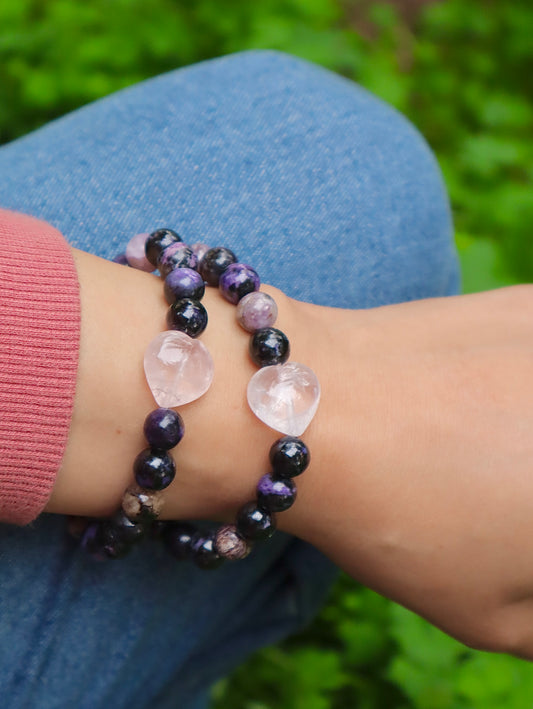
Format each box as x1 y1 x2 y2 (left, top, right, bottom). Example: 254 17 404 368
199 246 238 286
145 228 182 266
191 533 224 569
249 327 290 367
105 509 145 545
166 298 208 338
162 522 197 561
143 408 184 449
256 473 297 512
157 245 197 278
81 520 130 560
269 436 310 478
236 502 276 541
133 448 176 490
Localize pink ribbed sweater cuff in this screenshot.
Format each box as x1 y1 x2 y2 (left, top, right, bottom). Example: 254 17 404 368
0 209 80 524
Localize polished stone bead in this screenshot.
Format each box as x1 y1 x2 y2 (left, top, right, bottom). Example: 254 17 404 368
249 327 290 367
164 268 205 304
125 232 154 272
122 484 165 522
214 524 251 560
158 243 197 278
145 228 182 266
144 330 214 407
200 246 237 286
219 263 260 304
247 362 320 435
133 447 176 490
162 522 197 561
166 298 208 338
190 242 210 265
112 252 129 266
269 436 310 478
257 473 297 512
236 291 278 332
236 502 275 541
143 408 184 449
191 533 224 569
81 521 129 560
105 509 145 544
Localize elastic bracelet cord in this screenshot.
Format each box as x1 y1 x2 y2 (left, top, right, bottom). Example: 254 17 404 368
73 228 320 569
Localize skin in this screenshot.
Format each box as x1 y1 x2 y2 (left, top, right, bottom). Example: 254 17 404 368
47 248 533 660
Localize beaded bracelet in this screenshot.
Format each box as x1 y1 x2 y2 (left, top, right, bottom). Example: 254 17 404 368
75 228 320 569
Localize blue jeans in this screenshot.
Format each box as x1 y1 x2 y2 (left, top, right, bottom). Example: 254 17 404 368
0 51 459 708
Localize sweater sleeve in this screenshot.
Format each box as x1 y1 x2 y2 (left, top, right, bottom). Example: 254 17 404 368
0 209 80 525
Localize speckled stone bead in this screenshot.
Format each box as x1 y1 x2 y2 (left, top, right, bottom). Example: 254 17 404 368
214 524 251 560
256 473 297 512
145 228 182 266
236 291 278 332
190 242 210 264
105 509 145 544
236 502 276 541
200 246 238 286
143 408 184 449
122 484 165 522
133 448 176 490
125 232 154 272
269 436 310 478
162 522 196 560
164 268 205 304
249 327 290 367
157 243 197 278
191 533 224 569
166 298 208 338
82 521 129 560
219 263 260 305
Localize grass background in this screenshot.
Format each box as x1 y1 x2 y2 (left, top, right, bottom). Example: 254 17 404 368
1 0 532 706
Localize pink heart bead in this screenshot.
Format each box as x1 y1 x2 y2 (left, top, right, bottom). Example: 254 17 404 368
144 331 214 407
247 362 320 436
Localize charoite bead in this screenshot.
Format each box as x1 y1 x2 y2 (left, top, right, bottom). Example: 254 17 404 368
219 263 260 305
122 484 165 522
164 268 205 304
269 436 310 478
191 533 224 569
237 291 278 332
144 330 214 407
157 242 197 278
200 246 237 286
143 408 184 449
214 524 251 560
133 448 176 490
166 298 208 338
190 242 210 263
257 473 296 512
162 522 196 560
236 502 275 541
249 327 290 367
125 232 154 272
105 509 145 544
247 362 320 436
145 228 182 266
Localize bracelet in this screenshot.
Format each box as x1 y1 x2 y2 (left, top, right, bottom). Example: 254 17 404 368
75 228 320 569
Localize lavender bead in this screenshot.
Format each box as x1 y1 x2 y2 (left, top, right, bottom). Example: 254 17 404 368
190 242 210 265
145 228 182 266
158 243 197 278
237 291 278 332
113 253 129 266
257 473 297 512
143 408 184 449
164 268 205 304
214 524 251 561
219 263 260 304
125 232 154 272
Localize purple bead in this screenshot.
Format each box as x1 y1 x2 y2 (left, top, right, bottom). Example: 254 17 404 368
236 502 276 541
269 436 310 478
162 522 197 560
190 242 210 265
191 533 224 569
145 228 182 266
157 243 197 278
249 327 290 367
133 448 176 490
143 408 184 449
164 268 205 304
104 509 145 544
112 253 129 266
237 291 278 332
257 473 297 512
219 263 260 305
81 521 130 560
200 247 238 286
166 298 208 338
125 232 154 272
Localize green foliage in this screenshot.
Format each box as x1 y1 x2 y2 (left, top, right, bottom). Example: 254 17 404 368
1 0 532 706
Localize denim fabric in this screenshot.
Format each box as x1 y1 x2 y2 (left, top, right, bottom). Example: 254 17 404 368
0 51 459 708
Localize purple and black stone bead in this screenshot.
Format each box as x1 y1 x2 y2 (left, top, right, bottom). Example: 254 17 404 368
157 243 198 278
269 436 310 478
145 228 182 266
236 501 276 541
133 448 176 490
249 327 290 367
166 298 208 338
219 263 260 305
200 246 238 286
164 268 205 304
143 408 184 450
257 473 297 512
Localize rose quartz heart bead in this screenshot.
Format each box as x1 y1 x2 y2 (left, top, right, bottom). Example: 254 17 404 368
247 362 320 436
144 331 214 407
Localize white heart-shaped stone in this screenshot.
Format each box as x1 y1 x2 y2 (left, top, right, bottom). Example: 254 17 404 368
247 362 320 436
144 330 214 407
